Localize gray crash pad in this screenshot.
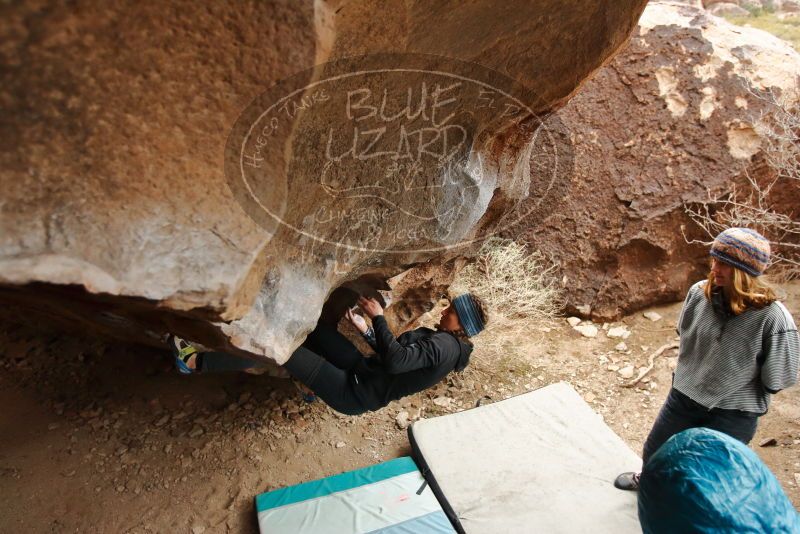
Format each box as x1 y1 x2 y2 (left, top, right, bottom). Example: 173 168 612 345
408 382 642 533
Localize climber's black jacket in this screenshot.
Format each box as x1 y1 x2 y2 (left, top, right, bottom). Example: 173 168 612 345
351 315 472 410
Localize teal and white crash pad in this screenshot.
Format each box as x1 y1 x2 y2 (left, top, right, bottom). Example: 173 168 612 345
255 456 455 533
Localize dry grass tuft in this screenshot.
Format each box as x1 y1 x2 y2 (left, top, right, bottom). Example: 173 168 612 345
446 238 564 373
450 238 563 323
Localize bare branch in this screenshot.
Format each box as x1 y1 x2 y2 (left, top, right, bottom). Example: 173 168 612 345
683 80 800 281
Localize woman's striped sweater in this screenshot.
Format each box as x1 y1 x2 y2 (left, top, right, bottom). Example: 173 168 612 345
673 280 799 414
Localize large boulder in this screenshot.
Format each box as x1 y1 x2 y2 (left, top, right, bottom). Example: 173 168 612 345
779 0 800 12
0 0 648 363
708 2 752 16
518 1 800 319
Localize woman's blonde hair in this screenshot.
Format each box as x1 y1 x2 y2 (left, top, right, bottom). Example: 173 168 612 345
703 263 779 314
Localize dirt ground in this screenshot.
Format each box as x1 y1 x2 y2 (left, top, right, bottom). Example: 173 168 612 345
1 282 798 533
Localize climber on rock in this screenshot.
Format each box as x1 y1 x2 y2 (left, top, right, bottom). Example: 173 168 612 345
168 293 488 416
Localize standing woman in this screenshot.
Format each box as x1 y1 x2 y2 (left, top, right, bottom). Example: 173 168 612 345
615 228 799 490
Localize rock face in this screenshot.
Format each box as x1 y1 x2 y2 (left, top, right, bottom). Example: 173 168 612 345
0 0 648 363
518 1 800 320
704 0 800 11
778 0 800 12
708 2 752 16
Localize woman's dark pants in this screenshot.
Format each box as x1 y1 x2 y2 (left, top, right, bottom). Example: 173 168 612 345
641 388 759 465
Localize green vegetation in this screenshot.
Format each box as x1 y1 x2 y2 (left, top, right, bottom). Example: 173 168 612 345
724 10 800 51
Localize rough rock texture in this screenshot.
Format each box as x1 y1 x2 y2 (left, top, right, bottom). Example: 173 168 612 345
708 2 752 16
516 1 800 320
0 0 648 363
779 0 800 12
704 0 800 11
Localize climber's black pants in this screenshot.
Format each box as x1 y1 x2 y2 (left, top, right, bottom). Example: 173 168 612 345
197 322 371 415
283 322 370 415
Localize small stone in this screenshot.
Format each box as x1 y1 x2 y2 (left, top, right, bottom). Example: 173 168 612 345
433 396 453 408
614 342 628 352
395 411 410 430
188 426 204 438
566 317 582 327
618 365 635 379
643 311 662 322
607 326 630 339
795 473 800 487
47 423 60 431
584 392 596 403
539 326 552 333
192 526 206 534
607 364 620 372
576 304 591 316
154 414 170 427
164 444 172 454
335 441 346 449
574 324 598 338
116 485 125 493
759 437 778 447
238 392 252 404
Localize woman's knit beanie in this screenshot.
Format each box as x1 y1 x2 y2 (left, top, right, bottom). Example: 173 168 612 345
709 227 770 277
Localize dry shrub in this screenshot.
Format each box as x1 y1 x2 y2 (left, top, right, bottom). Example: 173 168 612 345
684 86 800 281
450 238 563 322
446 238 564 375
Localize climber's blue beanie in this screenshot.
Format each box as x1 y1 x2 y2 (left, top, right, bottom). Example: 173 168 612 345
452 293 485 337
